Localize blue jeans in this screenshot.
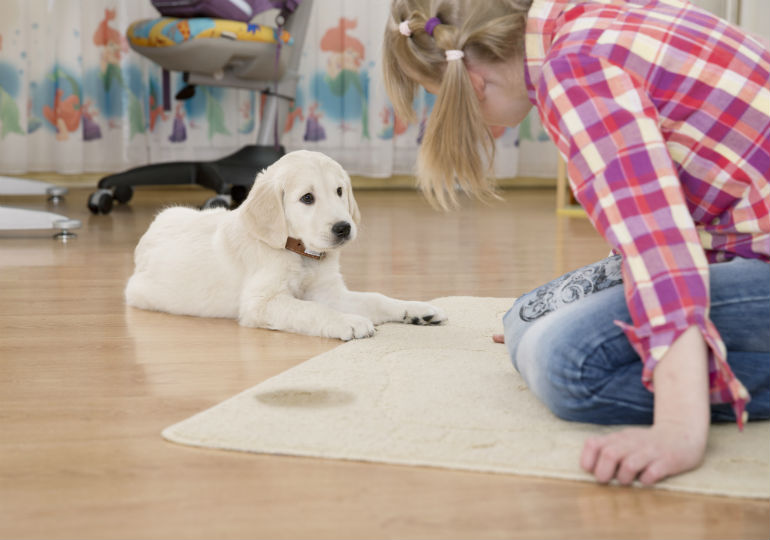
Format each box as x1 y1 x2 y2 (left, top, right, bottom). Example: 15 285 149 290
502 256 770 425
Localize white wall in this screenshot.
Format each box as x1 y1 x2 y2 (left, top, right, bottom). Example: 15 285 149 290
693 0 769 42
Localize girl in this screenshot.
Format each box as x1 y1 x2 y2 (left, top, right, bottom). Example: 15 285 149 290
382 0 769 486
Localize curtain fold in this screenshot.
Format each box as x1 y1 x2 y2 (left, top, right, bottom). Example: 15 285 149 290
0 0 558 180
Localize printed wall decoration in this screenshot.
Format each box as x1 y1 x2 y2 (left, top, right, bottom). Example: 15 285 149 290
0 0 558 181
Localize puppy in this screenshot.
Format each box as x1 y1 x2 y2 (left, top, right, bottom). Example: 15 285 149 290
125 150 447 340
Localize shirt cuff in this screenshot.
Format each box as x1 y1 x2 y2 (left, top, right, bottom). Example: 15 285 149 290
615 313 750 429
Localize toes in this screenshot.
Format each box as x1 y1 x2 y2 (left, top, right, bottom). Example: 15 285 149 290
401 305 447 326
331 317 375 340
406 313 441 325
355 322 375 339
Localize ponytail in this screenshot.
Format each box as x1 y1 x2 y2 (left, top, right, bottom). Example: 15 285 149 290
383 0 533 209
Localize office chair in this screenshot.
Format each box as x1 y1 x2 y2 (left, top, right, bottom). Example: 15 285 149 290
88 0 312 214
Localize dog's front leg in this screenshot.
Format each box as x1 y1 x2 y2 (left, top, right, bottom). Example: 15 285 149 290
310 286 447 327
239 288 375 341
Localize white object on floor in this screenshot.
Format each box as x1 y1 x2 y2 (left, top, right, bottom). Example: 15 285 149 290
0 176 68 198
162 296 770 500
0 206 81 232
0 177 81 238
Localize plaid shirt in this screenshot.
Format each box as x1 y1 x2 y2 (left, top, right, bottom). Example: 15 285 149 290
525 0 770 426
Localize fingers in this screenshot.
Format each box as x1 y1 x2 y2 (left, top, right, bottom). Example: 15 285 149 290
592 439 627 484
581 425 706 487
579 435 602 473
580 430 660 486
492 334 505 344
615 449 657 485
638 460 670 486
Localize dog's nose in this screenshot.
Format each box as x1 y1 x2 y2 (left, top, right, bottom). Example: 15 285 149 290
332 221 351 239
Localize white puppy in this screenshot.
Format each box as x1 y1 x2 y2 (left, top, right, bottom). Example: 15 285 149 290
125 150 447 340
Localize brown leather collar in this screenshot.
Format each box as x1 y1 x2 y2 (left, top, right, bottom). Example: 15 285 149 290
285 237 325 260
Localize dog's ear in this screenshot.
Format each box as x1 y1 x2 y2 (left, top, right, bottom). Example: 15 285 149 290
346 179 361 227
239 172 287 249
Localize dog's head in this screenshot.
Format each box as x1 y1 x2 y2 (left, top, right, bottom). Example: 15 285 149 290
238 150 361 253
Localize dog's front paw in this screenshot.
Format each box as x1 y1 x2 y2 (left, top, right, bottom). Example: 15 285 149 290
401 302 447 326
325 314 375 341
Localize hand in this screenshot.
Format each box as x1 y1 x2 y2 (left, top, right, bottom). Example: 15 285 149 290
580 420 707 485
580 326 710 485
492 334 505 343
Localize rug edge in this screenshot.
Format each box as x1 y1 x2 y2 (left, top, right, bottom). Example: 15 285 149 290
160 424 769 500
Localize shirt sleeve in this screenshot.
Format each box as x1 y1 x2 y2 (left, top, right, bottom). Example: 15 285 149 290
535 53 750 426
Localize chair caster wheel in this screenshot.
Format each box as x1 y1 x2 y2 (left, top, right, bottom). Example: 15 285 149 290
114 185 134 204
88 189 114 215
201 195 231 210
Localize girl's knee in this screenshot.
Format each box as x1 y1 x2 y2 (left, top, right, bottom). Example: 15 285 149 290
512 315 595 420
510 306 649 425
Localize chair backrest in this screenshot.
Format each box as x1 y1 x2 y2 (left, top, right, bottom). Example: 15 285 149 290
151 0 300 22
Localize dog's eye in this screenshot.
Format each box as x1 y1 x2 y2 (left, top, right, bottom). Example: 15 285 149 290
300 193 314 205
336 187 343 197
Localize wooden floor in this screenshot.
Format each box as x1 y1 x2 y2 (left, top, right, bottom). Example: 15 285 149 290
1 186 767 539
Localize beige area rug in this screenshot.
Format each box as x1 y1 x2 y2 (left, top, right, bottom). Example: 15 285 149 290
163 297 769 499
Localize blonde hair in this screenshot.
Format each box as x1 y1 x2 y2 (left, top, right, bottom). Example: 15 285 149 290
383 0 532 209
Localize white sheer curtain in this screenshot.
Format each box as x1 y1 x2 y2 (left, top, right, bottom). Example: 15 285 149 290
0 1 265 175
0 0 558 179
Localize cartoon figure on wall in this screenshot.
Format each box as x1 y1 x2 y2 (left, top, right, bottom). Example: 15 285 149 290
169 101 187 142
42 69 81 141
93 8 128 93
166 73 229 141
148 78 167 132
91 8 146 138
239 92 256 134
303 101 325 142
0 53 24 139
81 99 102 140
27 90 43 134
284 99 304 133
314 18 369 139
377 106 406 140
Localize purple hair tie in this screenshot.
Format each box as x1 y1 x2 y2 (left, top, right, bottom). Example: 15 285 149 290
424 17 441 36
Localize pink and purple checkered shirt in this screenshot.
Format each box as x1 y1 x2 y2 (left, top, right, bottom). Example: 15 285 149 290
525 0 770 426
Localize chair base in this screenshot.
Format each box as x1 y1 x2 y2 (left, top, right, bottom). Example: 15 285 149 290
88 144 285 214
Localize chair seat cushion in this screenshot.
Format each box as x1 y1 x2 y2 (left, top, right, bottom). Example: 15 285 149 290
127 17 293 47
126 17 293 82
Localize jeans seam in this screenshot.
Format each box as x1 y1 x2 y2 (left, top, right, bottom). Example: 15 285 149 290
710 295 769 308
